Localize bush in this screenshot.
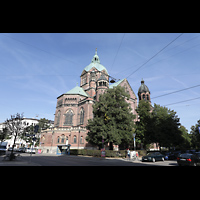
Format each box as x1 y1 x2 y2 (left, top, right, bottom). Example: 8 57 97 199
69 149 147 158
70 149 131 158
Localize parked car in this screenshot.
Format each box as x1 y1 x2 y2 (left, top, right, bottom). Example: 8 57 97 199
25 148 35 154
163 152 176 160
18 147 26 153
177 152 200 166
142 152 165 162
0 145 7 155
177 153 195 166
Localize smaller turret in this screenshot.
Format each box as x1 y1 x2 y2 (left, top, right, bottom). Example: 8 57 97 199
138 79 151 102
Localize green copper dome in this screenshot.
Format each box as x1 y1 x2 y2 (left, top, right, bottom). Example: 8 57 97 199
138 79 150 94
83 49 109 75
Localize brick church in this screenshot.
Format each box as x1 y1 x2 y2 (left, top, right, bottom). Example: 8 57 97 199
40 50 151 154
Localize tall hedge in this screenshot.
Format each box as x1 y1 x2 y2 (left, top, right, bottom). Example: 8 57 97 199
69 149 146 158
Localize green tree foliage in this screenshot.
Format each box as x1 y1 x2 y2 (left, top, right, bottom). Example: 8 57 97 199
135 102 190 149
178 125 191 149
86 86 136 150
190 119 200 149
135 100 152 148
151 104 183 149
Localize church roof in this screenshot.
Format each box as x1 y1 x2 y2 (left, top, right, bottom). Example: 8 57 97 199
109 78 125 89
83 49 109 75
98 73 108 81
138 79 150 94
65 86 88 97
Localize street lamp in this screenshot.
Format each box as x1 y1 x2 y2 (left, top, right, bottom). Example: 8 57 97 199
133 133 136 150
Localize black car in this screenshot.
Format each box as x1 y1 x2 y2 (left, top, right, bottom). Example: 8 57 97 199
177 153 200 166
142 152 165 162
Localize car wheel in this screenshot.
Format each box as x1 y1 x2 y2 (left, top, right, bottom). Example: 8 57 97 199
152 158 155 162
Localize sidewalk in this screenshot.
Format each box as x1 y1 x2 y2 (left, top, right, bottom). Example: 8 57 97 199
0 156 41 166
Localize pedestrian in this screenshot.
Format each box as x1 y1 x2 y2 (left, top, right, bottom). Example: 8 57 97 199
127 148 130 160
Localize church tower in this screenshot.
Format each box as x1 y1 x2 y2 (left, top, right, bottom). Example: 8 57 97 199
138 79 151 102
80 49 109 100
96 73 109 101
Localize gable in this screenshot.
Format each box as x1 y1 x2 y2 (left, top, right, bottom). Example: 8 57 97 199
117 79 137 100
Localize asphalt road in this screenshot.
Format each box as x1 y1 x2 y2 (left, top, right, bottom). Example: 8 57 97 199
0 153 178 166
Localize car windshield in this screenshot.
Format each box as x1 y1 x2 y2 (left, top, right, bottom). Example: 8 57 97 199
179 154 192 158
147 152 156 156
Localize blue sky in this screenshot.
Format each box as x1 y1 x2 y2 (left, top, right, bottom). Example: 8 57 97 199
0 33 200 132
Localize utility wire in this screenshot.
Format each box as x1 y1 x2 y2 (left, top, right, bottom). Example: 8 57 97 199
163 97 200 107
126 33 184 79
109 33 126 71
151 84 200 99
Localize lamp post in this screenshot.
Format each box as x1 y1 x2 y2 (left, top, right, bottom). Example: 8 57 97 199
133 133 136 150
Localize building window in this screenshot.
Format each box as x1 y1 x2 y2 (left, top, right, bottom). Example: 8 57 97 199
73 135 77 144
80 108 84 125
64 110 74 126
61 134 65 143
80 136 84 144
147 94 149 101
142 94 146 100
57 136 60 143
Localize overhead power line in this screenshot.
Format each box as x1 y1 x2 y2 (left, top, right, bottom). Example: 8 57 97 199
163 96 200 107
151 84 200 99
126 33 184 79
109 33 126 71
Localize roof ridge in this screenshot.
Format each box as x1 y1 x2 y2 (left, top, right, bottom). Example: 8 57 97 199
65 85 88 97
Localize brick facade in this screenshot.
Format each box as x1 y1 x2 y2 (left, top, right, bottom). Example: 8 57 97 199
40 50 139 153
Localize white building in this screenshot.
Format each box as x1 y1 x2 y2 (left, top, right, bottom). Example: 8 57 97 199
0 118 39 149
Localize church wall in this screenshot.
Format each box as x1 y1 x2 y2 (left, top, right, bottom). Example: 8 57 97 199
40 51 143 152
117 79 138 121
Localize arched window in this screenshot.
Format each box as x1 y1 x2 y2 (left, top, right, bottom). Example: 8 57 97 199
142 94 146 100
61 134 65 143
57 136 60 143
64 110 74 126
80 108 84 125
147 94 150 101
80 136 83 144
73 135 77 144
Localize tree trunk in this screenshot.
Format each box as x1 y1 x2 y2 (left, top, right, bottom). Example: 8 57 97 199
109 142 113 150
10 134 17 161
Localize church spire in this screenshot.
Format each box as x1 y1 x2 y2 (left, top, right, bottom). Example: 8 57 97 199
91 48 100 63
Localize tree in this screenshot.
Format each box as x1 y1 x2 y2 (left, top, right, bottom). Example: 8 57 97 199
135 102 185 150
190 119 200 149
0 127 9 144
150 104 183 149
86 86 136 150
5 113 24 160
135 100 152 148
178 125 191 149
